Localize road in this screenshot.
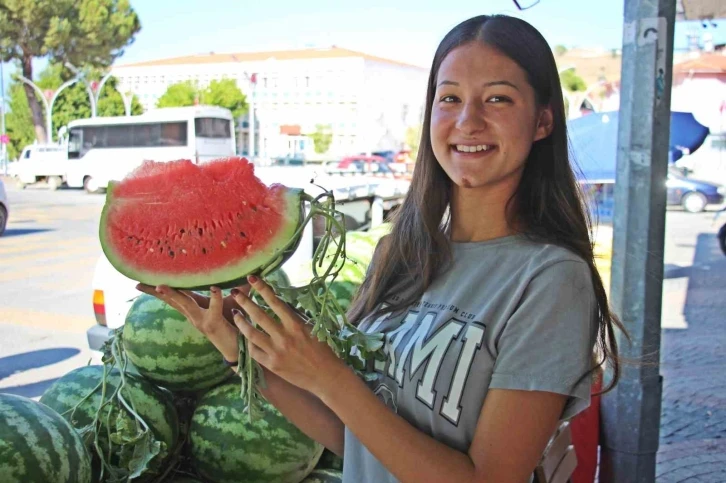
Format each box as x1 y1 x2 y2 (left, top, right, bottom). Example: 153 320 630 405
0 183 106 398
0 178 724 402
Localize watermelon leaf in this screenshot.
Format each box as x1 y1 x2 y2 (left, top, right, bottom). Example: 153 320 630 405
126 431 163 479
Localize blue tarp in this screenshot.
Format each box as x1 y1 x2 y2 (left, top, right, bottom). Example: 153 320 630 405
568 111 710 183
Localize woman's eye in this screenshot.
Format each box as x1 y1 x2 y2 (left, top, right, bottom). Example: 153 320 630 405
488 95 511 103
439 95 459 103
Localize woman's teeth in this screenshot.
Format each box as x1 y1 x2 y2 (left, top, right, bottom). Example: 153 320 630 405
454 144 493 153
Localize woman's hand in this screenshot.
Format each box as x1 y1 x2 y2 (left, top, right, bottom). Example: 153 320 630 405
135 283 249 362
231 275 349 398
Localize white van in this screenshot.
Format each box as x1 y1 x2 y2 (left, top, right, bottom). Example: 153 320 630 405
14 144 69 190
65 105 236 194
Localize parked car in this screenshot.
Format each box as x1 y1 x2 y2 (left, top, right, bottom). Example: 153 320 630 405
0 178 8 236
666 168 725 213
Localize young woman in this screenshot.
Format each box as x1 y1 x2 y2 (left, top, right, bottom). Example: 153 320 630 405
139 14 624 483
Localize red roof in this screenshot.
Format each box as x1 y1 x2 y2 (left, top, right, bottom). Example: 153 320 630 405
674 54 726 74
117 46 423 70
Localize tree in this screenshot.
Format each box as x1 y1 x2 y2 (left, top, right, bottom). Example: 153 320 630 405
157 79 248 119
554 45 568 56
560 69 587 92
203 79 248 119
156 81 199 108
405 124 422 160
5 63 142 156
309 124 333 154
0 0 141 143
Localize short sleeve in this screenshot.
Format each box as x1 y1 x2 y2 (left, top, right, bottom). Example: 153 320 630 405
489 260 597 420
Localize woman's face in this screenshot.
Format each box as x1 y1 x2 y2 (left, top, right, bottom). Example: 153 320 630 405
430 42 552 192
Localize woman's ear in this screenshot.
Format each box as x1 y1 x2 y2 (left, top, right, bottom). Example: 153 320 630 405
534 106 554 141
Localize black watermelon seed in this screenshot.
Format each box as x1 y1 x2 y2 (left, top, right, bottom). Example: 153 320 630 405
202 248 207 255
240 231 246 237
198 228 204 236
169 250 175 258
180 229 185 234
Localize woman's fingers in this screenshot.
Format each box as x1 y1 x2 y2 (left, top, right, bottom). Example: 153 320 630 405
233 310 275 354
232 288 284 339
208 286 224 314
245 276 301 331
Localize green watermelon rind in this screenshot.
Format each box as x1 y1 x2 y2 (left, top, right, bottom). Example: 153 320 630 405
189 381 324 483
122 294 234 392
0 393 92 483
99 184 304 290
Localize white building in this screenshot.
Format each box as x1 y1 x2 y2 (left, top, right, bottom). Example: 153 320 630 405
111 47 428 161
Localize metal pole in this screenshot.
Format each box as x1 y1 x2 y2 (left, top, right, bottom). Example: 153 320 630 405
599 1 675 482
249 78 255 159
1 60 7 174
48 78 83 141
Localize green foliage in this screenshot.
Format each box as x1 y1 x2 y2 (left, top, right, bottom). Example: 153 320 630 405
554 44 568 56
0 0 141 141
156 81 199 109
560 69 587 92
310 124 333 154
157 79 248 119
0 0 141 70
5 83 36 161
202 79 248 119
405 124 422 160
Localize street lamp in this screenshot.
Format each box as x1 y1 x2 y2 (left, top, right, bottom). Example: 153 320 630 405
231 54 258 159
64 63 97 117
15 74 84 142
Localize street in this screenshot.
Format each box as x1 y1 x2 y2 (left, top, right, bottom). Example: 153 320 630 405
0 183 106 398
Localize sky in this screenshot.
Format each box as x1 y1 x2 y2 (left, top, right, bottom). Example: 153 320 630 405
1 1 724 91
117 0 626 67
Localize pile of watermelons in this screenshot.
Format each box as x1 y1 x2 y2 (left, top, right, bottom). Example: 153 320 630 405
0 224 391 483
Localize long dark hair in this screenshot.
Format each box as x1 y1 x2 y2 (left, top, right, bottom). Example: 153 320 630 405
348 14 628 393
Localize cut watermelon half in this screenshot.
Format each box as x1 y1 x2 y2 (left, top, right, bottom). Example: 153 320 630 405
99 157 304 289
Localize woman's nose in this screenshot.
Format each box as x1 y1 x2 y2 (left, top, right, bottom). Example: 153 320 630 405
455 101 487 134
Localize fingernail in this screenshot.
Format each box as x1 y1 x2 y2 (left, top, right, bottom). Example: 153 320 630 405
155 287 164 294
210 286 218 293
231 308 241 317
247 275 259 284
230 288 240 296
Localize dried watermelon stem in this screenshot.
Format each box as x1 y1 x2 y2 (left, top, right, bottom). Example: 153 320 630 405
238 188 385 420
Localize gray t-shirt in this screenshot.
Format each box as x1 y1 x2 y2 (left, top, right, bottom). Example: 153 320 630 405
343 235 598 483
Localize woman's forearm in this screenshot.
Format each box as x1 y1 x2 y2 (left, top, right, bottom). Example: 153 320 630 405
259 369 345 456
320 367 478 483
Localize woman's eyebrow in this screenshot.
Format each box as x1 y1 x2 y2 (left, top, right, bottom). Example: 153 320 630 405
436 79 520 91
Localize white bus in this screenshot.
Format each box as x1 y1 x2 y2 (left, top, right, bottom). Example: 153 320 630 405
65 105 236 193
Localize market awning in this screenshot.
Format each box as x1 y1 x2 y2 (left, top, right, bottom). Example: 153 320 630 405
568 111 710 183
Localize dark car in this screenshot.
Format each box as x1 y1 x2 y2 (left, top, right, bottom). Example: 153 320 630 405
666 168 725 213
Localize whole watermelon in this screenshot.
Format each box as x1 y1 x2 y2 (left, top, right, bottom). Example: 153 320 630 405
300 469 343 483
189 380 324 483
0 393 92 483
123 293 234 392
39 365 179 482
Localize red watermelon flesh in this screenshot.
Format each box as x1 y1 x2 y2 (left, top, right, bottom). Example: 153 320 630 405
100 157 303 289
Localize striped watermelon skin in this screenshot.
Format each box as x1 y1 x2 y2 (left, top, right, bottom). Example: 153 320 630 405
123 294 234 392
0 393 92 483
300 469 343 483
189 381 324 483
39 365 179 481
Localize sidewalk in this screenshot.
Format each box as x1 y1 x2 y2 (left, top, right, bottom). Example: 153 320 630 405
655 218 726 481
